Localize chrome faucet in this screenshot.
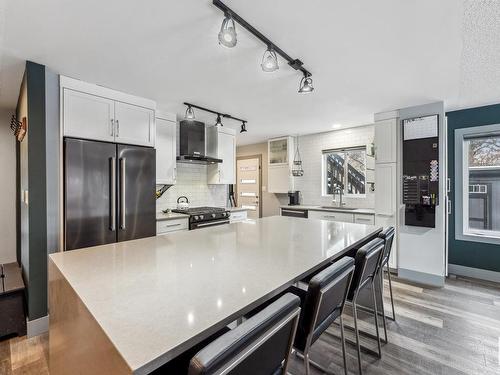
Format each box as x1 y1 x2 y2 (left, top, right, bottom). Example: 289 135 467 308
332 184 345 208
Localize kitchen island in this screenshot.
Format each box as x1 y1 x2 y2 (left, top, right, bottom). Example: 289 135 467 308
49 216 381 374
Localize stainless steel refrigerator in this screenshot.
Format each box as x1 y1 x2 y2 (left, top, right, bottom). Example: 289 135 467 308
64 138 156 251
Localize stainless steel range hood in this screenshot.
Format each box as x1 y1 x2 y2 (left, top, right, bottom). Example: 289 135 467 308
177 120 222 164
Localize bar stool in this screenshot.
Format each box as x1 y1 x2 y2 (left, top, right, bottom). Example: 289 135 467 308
289 257 355 375
187 293 301 375
345 237 385 375
378 227 396 321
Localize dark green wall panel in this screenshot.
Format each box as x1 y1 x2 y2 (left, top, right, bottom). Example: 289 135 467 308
447 103 500 272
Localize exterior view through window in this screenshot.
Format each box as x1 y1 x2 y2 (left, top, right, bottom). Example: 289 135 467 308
323 147 366 196
465 135 500 237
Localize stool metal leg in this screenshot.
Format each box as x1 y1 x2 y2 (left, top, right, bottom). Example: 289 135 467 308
371 279 382 359
378 272 388 343
352 291 363 375
386 263 396 321
339 315 348 375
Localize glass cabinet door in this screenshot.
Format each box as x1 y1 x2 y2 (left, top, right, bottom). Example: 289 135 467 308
269 138 288 164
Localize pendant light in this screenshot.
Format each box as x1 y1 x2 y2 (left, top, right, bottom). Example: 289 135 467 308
292 136 304 177
298 74 314 94
261 46 279 72
185 105 195 120
218 14 237 48
215 114 223 127
240 121 247 133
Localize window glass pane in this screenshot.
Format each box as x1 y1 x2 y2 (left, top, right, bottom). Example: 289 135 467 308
324 148 366 196
467 136 500 234
346 149 366 194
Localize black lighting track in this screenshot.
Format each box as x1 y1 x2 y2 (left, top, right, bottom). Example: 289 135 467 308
184 102 247 123
212 0 312 77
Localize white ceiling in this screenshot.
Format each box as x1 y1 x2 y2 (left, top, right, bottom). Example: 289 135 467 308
0 0 499 145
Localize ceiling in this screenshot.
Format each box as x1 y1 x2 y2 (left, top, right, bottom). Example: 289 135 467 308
0 0 499 145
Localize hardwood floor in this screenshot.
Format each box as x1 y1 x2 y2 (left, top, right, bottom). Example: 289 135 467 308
0 275 499 374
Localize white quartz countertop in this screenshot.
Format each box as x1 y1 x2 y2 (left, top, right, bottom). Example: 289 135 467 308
49 216 380 374
280 205 375 215
156 212 189 221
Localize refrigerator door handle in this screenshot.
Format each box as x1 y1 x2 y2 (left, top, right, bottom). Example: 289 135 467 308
120 157 126 230
110 157 116 231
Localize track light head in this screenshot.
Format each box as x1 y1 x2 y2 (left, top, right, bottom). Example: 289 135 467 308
218 14 237 48
298 74 314 94
215 114 223 127
185 105 195 120
261 47 279 72
240 121 247 133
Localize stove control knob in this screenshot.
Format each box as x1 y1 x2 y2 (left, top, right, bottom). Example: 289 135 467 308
222 212 226 217
212 213 216 218
200 215 204 220
194 216 199 221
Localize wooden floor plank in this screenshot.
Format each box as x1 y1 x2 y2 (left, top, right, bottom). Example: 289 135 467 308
0 276 499 375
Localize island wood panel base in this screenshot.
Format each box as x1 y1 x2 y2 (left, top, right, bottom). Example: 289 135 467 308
49 260 132 375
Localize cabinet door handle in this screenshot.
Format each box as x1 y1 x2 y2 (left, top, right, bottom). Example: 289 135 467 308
166 223 181 228
323 215 336 219
110 119 115 137
356 218 371 222
120 157 126 230
116 119 120 137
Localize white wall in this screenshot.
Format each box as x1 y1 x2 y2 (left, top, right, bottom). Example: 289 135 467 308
0 107 17 264
292 125 375 208
156 163 228 211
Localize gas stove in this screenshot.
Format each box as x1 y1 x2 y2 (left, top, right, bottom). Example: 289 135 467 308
170 207 230 230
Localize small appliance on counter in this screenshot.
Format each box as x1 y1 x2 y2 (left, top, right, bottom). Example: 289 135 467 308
288 191 301 206
176 196 189 210
171 207 230 230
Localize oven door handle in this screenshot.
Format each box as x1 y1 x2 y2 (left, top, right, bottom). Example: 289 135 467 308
195 220 229 228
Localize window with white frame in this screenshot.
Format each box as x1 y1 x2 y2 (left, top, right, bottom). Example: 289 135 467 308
463 135 500 237
323 147 366 196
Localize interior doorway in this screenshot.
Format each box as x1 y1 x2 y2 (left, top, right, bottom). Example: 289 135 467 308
236 156 262 219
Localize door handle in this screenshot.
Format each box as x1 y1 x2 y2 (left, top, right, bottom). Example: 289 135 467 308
110 157 116 231
116 119 120 137
120 157 126 230
110 119 115 137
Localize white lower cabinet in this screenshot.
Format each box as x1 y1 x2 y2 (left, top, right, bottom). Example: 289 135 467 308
354 213 375 225
156 218 188 234
229 210 248 223
308 210 354 223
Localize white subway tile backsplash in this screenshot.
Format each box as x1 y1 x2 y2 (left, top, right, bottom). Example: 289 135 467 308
156 163 228 212
292 126 375 209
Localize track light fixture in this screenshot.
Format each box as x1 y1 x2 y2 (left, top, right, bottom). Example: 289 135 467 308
213 0 313 93
298 74 314 94
261 46 279 72
185 105 195 120
183 102 248 133
215 114 223 127
218 14 237 48
240 121 247 133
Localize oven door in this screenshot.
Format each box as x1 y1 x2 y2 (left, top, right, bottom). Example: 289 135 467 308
190 219 230 230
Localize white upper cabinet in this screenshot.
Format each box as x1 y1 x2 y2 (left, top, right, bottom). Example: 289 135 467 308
268 136 294 193
63 89 115 142
374 119 397 163
207 126 236 185
60 76 156 147
114 102 154 147
155 113 177 185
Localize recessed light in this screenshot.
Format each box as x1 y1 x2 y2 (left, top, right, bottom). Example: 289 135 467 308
332 124 342 129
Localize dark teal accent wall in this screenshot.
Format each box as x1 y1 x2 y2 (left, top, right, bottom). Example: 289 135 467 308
26 61 48 320
447 103 500 273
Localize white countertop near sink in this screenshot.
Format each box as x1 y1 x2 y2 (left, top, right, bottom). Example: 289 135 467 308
280 205 375 215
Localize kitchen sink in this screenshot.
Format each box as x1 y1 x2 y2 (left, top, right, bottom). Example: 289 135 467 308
319 206 358 210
